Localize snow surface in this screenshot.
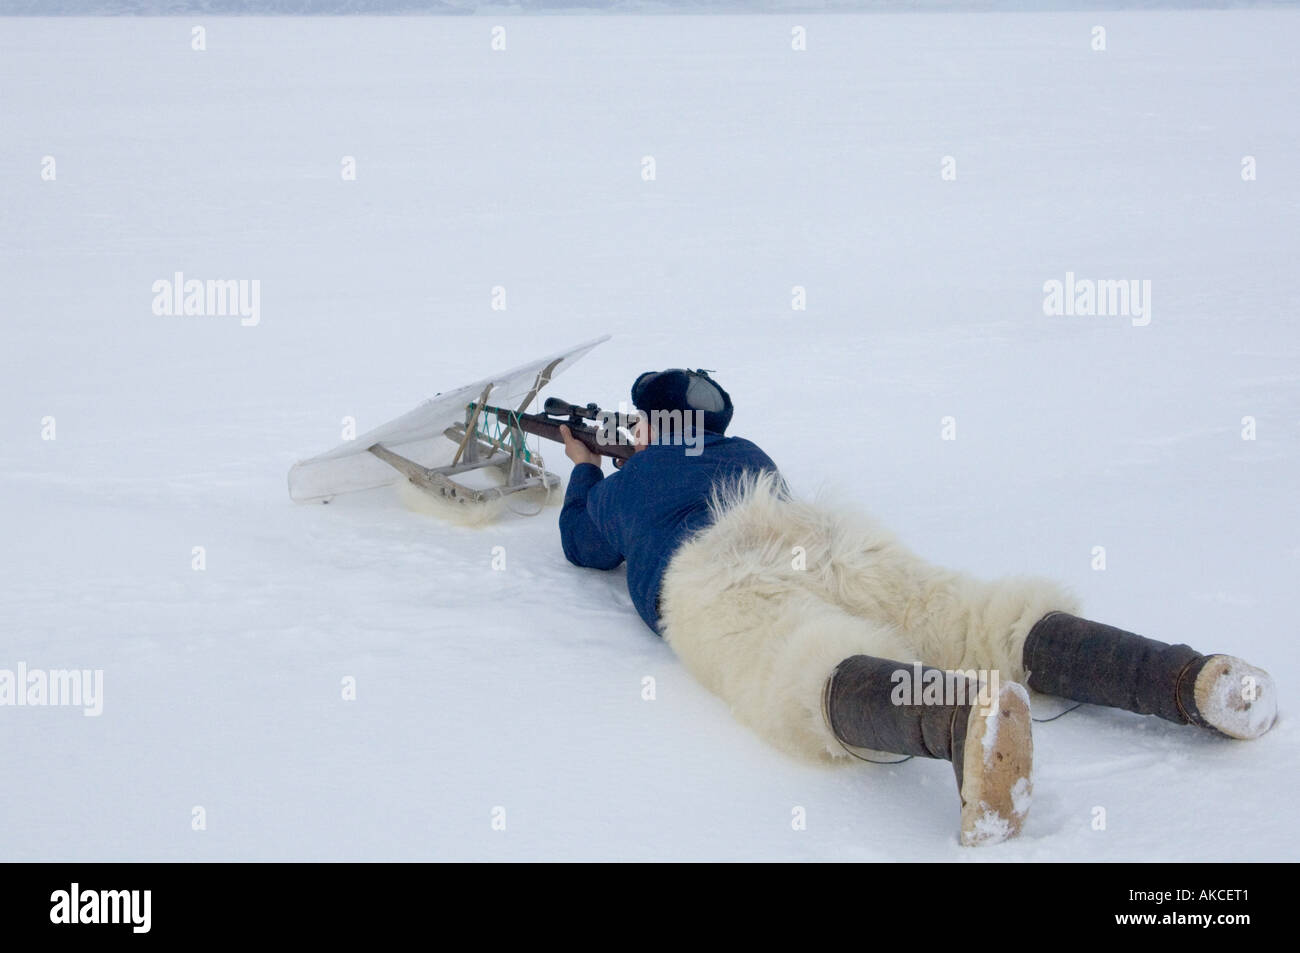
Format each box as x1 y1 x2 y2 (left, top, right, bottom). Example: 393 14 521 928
1 11 1297 861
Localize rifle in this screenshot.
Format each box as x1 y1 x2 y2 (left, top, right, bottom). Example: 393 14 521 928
474 397 639 467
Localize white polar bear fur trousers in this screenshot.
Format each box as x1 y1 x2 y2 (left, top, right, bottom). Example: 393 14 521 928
657 469 1080 763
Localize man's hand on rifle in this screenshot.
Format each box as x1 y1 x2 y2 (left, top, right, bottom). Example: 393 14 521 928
559 424 603 468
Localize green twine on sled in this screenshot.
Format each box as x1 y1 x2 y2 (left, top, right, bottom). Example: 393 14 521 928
467 402 539 465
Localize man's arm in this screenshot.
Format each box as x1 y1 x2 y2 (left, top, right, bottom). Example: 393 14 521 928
559 462 624 570
557 424 624 570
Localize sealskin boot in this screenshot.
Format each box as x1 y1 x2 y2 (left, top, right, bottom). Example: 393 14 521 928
1022 612 1277 740
822 655 1034 847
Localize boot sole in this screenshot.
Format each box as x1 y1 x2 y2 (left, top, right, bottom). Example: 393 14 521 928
1194 655 1277 740
959 681 1033 847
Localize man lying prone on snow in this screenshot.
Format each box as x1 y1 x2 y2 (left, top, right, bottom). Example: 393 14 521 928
557 368 1276 846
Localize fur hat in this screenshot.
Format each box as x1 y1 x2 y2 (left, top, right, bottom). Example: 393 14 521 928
631 368 734 435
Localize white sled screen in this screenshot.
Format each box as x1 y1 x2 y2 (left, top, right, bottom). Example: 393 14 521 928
287 334 610 502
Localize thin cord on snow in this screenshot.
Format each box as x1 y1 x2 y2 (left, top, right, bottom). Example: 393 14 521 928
505 495 544 518
502 426 557 518
1032 702 1083 723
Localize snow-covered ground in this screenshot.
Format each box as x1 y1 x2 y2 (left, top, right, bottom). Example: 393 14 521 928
1 12 1297 861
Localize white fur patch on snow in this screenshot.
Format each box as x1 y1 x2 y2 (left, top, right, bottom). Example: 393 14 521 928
396 479 507 526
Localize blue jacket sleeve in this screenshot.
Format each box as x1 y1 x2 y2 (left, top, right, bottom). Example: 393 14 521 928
560 463 625 570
